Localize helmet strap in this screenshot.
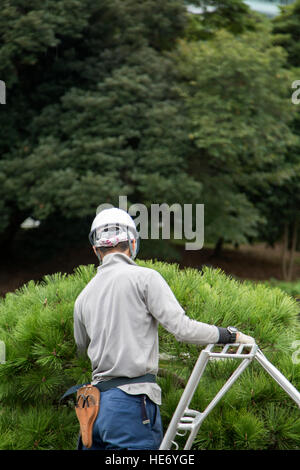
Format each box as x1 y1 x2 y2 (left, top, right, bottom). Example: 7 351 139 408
94 247 103 265
127 228 135 259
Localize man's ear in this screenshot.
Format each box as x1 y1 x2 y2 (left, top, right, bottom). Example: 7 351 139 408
128 239 136 258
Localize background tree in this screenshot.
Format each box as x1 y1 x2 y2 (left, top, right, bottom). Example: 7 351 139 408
1 0 299 276
184 0 265 40
0 0 200 261
174 27 297 258
263 0 300 279
272 0 300 68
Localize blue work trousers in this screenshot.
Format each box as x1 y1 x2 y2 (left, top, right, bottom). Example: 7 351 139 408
82 388 163 450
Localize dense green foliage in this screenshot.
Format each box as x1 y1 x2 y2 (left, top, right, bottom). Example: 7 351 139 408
0 0 198 258
267 1 300 273
0 0 299 265
264 279 300 298
184 0 264 40
174 27 297 246
272 0 300 68
0 261 299 450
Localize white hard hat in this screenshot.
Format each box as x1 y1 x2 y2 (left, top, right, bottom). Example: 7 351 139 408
89 208 139 259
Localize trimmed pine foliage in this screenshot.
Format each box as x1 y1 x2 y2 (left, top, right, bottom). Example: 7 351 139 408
0 262 299 450
264 279 300 298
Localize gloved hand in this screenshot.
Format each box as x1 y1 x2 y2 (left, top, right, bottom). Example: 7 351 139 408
236 331 255 344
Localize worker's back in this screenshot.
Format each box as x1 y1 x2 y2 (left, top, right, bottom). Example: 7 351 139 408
74 252 160 382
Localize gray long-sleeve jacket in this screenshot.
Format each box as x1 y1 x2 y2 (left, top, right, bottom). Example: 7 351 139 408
73 252 222 405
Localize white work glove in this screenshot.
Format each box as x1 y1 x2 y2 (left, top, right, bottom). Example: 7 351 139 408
236 331 255 345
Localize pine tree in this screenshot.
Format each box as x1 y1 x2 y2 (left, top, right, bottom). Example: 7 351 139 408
0 262 299 449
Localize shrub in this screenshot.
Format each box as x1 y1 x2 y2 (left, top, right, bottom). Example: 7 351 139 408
263 279 300 299
0 262 299 450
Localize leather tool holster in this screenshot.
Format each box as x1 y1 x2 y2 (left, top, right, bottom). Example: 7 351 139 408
75 385 100 448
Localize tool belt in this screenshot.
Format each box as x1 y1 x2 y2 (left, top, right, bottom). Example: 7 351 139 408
61 374 156 449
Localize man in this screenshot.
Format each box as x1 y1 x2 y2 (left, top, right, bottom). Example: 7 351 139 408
73 207 255 450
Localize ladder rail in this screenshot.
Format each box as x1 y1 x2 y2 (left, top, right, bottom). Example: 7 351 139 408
159 348 210 450
255 349 300 408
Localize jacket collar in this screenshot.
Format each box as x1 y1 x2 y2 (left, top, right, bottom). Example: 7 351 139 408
97 252 136 271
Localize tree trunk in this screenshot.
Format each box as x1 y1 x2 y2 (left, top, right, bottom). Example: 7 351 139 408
287 219 298 281
0 212 28 263
213 237 224 257
281 223 288 280
281 220 299 281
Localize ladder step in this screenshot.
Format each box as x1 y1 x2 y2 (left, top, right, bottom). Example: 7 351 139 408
207 343 257 360
177 409 203 431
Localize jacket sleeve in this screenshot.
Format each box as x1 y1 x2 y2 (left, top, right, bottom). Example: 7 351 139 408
144 270 220 345
73 298 89 355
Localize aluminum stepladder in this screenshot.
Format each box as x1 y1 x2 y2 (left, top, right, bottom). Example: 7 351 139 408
159 343 300 450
